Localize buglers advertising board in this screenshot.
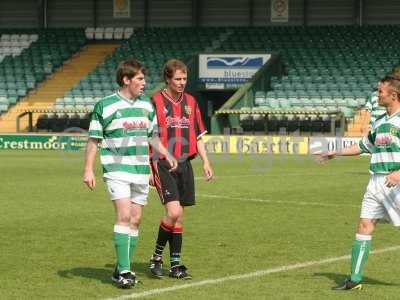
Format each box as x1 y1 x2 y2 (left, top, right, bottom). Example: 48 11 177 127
199 54 271 85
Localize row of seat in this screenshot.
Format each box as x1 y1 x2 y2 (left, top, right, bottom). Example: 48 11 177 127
239 114 336 134
0 34 38 61
36 113 90 132
85 27 134 40
271 82 374 91
53 96 98 110
0 34 39 41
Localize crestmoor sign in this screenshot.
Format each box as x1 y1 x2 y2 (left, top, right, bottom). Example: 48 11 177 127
0 134 87 151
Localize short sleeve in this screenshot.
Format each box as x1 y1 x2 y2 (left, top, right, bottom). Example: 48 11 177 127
148 109 158 137
194 103 207 139
88 102 104 139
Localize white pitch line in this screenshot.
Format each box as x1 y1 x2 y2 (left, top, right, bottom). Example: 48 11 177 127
194 173 369 180
199 194 360 208
194 174 264 180
102 245 400 300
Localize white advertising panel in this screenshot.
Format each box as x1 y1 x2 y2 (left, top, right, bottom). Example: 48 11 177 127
199 54 271 84
309 137 362 154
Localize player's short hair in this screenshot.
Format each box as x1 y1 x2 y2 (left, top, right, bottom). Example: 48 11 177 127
391 65 400 78
116 60 146 87
382 74 400 95
163 59 187 83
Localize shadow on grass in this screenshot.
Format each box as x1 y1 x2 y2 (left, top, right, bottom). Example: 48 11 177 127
104 262 163 279
314 272 399 287
57 262 163 284
58 266 112 285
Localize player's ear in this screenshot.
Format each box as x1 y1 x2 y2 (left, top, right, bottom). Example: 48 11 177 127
122 76 131 86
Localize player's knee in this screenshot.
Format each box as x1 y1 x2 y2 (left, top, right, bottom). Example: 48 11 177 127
117 212 131 224
167 209 182 223
130 215 141 227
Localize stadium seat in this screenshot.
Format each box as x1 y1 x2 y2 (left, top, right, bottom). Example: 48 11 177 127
104 27 114 40
124 27 134 39
94 27 104 40
85 28 95 39
114 27 124 40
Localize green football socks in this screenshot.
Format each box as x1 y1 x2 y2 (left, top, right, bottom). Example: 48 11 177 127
129 229 139 263
350 234 372 283
113 225 131 273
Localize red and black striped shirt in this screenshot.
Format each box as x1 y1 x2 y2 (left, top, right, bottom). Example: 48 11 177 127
152 90 207 161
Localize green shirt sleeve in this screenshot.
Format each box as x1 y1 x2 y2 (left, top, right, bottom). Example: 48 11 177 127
88 102 104 139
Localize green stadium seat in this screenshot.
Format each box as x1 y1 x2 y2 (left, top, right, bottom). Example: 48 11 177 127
279 99 291 109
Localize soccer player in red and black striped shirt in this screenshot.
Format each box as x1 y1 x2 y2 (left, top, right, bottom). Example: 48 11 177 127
149 59 213 279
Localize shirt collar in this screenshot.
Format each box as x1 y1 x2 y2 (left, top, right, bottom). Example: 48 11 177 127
161 89 183 104
117 91 138 104
385 108 400 120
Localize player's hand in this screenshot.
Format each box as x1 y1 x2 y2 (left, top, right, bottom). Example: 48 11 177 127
149 171 155 186
315 151 336 164
385 171 400 188
83 170 96 190
165 153 178 172
203 162 214 181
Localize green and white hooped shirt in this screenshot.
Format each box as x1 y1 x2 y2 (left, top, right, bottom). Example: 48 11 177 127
359 110 400 174
88 92 157 184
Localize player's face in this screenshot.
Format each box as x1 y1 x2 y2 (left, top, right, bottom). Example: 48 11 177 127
167 69 187 94
124 71 146 98
378 81 396 107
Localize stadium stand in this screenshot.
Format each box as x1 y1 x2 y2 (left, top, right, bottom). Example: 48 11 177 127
51 27 230 119
2 25 399 133
213 25 400 135
0 29 85 117
0 28 120 132
23 26 233 133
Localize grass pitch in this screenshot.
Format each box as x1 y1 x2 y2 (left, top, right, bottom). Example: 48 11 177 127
1 150 400 299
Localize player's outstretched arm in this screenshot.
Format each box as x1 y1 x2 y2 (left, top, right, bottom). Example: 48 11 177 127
83 138 99 190
315 143 362 164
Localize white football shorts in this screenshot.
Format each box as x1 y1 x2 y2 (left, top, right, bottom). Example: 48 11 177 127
104 179 149 206
360 174 400 226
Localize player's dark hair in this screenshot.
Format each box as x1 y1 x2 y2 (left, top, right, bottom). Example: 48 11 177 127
116 60 146 87
163 59 187 84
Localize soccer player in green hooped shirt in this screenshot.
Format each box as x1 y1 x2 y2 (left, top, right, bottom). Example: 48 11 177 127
83 60 177 289
317 74 400 290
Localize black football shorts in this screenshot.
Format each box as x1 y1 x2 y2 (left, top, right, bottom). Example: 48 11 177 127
151 159 195 206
